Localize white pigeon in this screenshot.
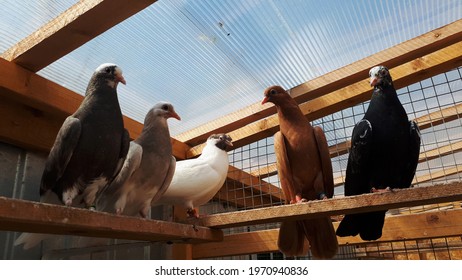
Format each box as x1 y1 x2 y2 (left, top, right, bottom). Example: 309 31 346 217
155 134 233 217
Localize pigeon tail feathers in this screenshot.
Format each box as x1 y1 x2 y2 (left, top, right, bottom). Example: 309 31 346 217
301 218 338 259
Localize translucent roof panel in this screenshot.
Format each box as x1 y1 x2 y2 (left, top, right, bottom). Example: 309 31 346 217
3 0 462 137
0 0 77 53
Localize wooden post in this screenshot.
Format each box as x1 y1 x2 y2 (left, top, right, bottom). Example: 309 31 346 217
171 206 193 260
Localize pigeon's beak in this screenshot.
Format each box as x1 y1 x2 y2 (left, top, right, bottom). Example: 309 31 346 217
370 76 378 87
114 67 126 85
225 139 233 147
116 73 126 85
169 110 181 121
261 96 270 105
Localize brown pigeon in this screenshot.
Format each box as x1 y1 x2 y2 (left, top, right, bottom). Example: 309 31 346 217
262 85 338 259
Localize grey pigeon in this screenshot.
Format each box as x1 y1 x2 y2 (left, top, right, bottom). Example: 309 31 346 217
154 134 233 218
96 102 180 218
14 63 130 249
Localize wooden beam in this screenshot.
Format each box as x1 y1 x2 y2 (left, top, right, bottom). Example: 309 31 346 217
419 141 462 163
333 161 461 187
0 58 190 158
215 180 283 209
187 41 462 157
0 56 276 207
249 141 350 179
331 143 462 187
196 182 462 229
415 103 462 129
1 0 158 72
245 100 462 180
0 196 222 243
177 19 462 147
414 166 461 184
226 165 284 201
192 208 462 259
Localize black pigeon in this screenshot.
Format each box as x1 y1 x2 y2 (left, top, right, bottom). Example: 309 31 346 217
15 63 130 249
336 66 421 241
39 63 130 208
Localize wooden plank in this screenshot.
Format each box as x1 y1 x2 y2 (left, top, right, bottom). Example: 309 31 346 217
0 196 222 243
187 41 462 157
234 95 462 181
177 19 462 147
414 166 461 184
226 165 284 201
415 103 462 129
215 180 283 209
249 141 350 179
1 0 157 72
0 98 64 153
192 208 462 259
196 182 462 229
0 58 190 158
331 144 462 187
419 141 462 163
171 206 193 259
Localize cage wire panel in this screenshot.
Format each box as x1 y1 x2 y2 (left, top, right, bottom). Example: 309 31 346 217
203 66 462 260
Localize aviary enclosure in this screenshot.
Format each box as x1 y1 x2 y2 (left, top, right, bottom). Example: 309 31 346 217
0 0 461 260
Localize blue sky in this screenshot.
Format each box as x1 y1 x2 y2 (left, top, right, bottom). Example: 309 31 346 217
1 0 461 137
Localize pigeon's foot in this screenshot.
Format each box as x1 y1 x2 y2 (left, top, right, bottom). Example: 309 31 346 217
187 208 199 218
192 224 199 232
86 205 96 211
290 194 308 204
370 187 392 193
317 192 328 200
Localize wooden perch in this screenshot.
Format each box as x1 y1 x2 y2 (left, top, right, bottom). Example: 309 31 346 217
0 197 222 243
192 208 462 259
198 182 462 229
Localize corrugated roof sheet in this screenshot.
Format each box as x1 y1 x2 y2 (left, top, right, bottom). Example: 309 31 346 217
1 0 461 136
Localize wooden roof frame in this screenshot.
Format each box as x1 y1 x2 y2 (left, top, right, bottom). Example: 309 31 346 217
1 1 462 259
0 3 461 210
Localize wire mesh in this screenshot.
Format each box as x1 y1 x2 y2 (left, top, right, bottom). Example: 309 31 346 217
202 66 462 260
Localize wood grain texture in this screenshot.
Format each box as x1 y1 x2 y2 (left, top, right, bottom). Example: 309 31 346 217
186 40 462 157
0 196 222 243
198 182 462 229
192 208 462 259
177 19 462 147
0 58 190 158
1 0 158 72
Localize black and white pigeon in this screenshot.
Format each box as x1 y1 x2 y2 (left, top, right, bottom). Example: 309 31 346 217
96 102 180 218
14 63 130 249
154 133 233 218
336 66 421 241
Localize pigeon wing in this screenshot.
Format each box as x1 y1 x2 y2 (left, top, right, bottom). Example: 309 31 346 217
344 119 373 196
313 126 334 198
402 120 421 187
40 116 81 195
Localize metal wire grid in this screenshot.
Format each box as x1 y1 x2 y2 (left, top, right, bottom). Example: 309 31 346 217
200 66 462 259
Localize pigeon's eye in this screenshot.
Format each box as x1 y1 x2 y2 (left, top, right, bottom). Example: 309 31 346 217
105 67 111 73
162 104 169 111
270 89 277 95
